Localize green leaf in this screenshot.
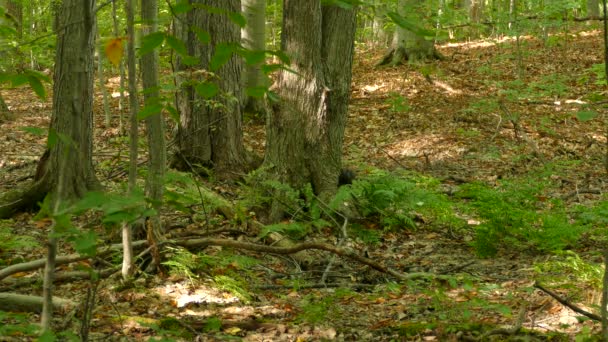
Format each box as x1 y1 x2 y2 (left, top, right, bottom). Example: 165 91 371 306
10 74 28 87
267 90 280 103
19 126 47 136
72 230 97 256
137 103 164 120
71 191 108 214
139 32 165 56
246 86 267 98
24 69 51 83
268 50 290 64
210 43 235 71
180 55 199 66
47 129 58 148
195 82 219 99
193 27 210 44
165 104 180 122
321 0 358 9
261 63 284 75
387 12 435 38
576 110 599 122
240 49 266 65
27 75 46 99
165 34 188 56
228 12 246 28
172 0 193 14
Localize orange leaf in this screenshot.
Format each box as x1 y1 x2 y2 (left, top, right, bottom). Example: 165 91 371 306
105 38 123 67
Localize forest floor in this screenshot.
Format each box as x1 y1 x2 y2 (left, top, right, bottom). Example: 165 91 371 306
1 28 608 341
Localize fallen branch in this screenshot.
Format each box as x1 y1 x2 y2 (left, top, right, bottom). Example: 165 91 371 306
0 240 147 282
0 292 75 313
177 237 431 281
534 281 601 321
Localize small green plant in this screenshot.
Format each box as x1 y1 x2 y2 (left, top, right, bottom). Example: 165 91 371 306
0 311 40 338
0 222 39 259
333 169 459 231
387 92 410 114
458 173 585 257
534 251 602 290
214 275 251 303
162 247 200 282
297 294 334 324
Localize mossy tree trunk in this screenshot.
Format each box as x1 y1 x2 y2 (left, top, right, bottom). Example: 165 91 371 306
264 1 357 220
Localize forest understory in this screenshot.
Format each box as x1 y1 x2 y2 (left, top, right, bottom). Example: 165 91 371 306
1 29 608 341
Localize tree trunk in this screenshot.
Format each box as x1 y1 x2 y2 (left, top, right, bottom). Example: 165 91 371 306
42 0 97 330
242 0 267 115
1 0 22 38
0 92 12 122
141 0 165 269
264 1 356 221
44 0 99 200
376 0 443 66
0 0 99 219
588 0 600 17
173 0 248 178
372 2 391 47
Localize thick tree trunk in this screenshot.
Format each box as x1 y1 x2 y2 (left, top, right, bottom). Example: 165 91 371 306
264 1 356 220
376 0 443 66
0 0 98 219
173 0 247 178
44 0 99 200
242 0 267 115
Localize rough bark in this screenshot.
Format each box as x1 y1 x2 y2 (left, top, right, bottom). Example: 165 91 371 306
376 0 443 66
141 0 165 269
0 0 99 219
264 1 356 221
242 0 267 115
173 0 248 178
588 0 600 17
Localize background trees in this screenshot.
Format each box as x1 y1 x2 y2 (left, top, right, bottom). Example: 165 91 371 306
2 0 608 339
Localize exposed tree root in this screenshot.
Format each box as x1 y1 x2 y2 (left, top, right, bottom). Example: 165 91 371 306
375 46 445 67
0 179 48 219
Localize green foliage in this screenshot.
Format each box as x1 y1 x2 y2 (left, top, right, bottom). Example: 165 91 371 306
204 316 222 332
387 92 410 114
350 223 382 245
334 169 458 231
162 247 200 282
0 221 39 257
534 251 602 289
0 311 40 338
213 275 251 303
458 174 585 257
297 294 334 324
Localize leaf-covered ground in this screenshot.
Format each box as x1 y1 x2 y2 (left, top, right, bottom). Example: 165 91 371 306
1 29 608 340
